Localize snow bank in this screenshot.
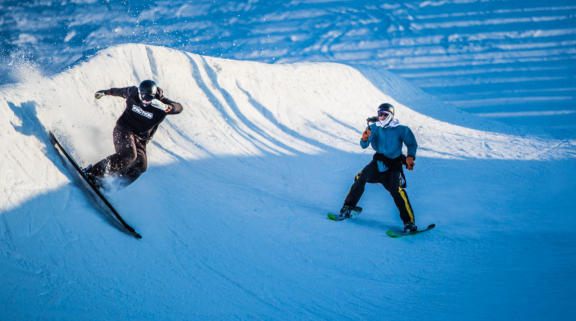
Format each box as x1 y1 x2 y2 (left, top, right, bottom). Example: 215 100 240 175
0 44 575 320
2 44 573 210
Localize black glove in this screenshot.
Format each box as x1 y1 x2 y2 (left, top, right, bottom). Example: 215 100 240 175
366 116 378 124
94 90 106 99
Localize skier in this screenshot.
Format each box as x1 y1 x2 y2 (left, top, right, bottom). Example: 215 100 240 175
84 80 183 189
339 103 419 233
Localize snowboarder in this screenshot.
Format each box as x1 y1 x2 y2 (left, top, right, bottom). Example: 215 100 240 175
85 80 183 189
340 103 419 233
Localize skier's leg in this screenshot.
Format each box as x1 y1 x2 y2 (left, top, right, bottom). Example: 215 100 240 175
343 160 379 207
87 125 138 178
382 171 415 224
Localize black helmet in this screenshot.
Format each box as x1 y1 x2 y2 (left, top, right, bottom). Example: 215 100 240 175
378 103 394 116
138 80 157 102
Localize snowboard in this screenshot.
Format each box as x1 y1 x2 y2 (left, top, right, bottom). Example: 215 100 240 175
50 131 142 239
327 208 362 221
386 224 435 238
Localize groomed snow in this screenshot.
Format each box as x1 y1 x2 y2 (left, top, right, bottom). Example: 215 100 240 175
1 44 575 320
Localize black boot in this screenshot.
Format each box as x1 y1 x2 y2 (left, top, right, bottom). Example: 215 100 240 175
403 222 418 233
340 205 363 218
83 165 103 189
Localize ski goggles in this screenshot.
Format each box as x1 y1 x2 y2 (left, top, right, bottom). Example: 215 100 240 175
378 110 392 118
138 89 154 103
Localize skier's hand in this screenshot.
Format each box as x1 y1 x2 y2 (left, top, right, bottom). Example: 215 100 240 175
94 90 106 99
361 129 371 142
405 156 415 170
150 99 169 112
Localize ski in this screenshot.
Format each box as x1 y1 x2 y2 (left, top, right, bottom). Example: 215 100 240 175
386 224 435 238
50 132 142 239
327 208 362 221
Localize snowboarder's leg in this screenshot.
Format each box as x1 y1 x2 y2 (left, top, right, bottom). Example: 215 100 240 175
343 160 379 207
381 170 415 224
87 125 138 179
116 139 148 188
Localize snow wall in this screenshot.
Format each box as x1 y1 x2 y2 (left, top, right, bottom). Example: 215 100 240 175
0 44 575 320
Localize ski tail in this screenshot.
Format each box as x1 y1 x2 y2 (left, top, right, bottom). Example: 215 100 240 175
50 132 142 239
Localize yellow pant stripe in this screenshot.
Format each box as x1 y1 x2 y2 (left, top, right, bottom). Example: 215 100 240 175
344 171 362 200
398 187 414 222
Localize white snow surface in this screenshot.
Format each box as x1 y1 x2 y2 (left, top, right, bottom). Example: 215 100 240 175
1 44 575 320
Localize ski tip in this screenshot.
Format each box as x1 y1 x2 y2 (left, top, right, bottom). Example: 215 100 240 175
386 230 401 238
134 233 142 239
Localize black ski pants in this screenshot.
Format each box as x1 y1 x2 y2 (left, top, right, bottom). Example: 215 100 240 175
344 160 415 224
88 124 148 188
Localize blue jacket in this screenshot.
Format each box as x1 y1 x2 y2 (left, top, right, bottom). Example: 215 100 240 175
360 121 418 172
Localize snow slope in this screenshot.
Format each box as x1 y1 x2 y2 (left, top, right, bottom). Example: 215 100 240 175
2 0 576 129
1 44 575 320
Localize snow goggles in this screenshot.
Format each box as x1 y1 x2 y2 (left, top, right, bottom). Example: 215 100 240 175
378 110 392 118
138 89 154 102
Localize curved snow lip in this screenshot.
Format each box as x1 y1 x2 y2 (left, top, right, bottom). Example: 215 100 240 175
3 1 575 130
4 44 575 160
